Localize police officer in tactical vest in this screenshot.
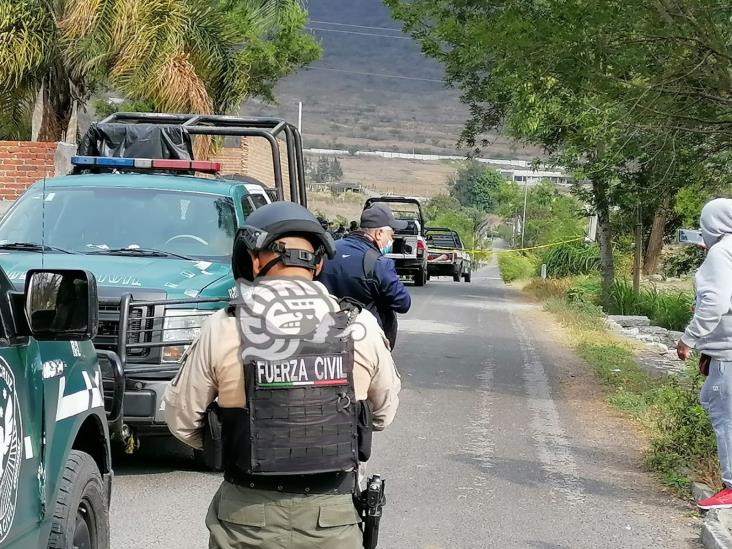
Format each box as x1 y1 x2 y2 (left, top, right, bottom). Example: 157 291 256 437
163 202 401 549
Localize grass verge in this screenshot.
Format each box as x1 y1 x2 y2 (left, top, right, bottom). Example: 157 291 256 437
541 297 719 494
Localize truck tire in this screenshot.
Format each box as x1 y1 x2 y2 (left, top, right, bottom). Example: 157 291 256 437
463 270 472 283
453 267 461 282
48 450 110 549
414 269 426 286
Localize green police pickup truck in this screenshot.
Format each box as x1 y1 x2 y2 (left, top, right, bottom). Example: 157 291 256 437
0 267 122 548
0 113 307 455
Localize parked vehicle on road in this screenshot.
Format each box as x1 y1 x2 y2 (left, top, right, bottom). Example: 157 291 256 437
363 196 429 286
0 113 306 458
1 267 122 549
425 227 472 282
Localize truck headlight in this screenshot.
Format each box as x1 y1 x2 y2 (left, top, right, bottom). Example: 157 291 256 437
162 309 212 363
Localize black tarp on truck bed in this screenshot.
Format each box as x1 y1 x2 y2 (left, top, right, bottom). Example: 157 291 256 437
79 123 194 159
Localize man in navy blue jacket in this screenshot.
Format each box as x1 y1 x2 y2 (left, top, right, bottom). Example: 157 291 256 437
318 204 412 349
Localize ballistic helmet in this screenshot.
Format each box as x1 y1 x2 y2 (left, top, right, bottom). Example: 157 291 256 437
232 202 336 281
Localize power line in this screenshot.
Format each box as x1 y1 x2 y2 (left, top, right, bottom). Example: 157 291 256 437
306 27 412 40
309 20 403 33
305 66 444 83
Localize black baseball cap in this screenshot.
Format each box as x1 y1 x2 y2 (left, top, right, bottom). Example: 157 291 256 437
360 204 408 230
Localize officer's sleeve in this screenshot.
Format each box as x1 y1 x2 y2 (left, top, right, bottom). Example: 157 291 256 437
375 258 411 313
353 310 401 431
162 315 219 450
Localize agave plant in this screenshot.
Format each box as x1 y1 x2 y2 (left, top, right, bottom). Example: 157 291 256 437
0 0 320 142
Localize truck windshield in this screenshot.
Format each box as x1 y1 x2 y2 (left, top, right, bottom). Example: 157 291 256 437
0 187 237 261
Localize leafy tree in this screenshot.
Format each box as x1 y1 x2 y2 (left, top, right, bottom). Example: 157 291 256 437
432 210 477 250
312 156 330 183
522 182 586 248
330 157 343 181
0 0 321 141
424 194 461 222
448 162 506 213
386 0 730 302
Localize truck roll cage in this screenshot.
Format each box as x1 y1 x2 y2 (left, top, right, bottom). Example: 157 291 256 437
98 112 308 207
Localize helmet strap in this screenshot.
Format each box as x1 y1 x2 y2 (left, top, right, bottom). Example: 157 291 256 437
256 243 323 277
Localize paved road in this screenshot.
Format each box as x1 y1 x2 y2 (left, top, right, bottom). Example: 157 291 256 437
110 260 701 548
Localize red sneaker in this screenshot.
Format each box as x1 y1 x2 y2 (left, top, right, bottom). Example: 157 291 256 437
698 488 732 510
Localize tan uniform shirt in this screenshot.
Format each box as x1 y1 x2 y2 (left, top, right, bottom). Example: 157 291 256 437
163 284 401 449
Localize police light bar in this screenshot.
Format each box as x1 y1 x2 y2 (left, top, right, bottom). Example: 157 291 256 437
70 156 221 173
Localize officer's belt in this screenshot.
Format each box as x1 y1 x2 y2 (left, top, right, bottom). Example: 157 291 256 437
224 470 356 495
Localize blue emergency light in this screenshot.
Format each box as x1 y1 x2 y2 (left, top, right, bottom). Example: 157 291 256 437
70 156 221 173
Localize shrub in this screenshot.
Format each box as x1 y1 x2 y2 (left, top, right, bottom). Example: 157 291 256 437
661 245 705 278
645 367 718 490
565 275 602 305
525 278 573 300
498 253 536 282
607 280 693 331
541 243 600 278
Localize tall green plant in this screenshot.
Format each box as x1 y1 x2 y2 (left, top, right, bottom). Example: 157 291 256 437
0 0 320 141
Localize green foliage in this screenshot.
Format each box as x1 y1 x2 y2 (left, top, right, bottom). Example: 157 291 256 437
432 210 476 249
93 98 155 119
310 156 343 183
644 368 717 491
424 194 461 222
498 253 536 283
565 276 602 305
0 0 321 139
661 246 706 279
448 162 507 213
521 182 587 248
607 280 693 331
542 243 600 278
387 0 731 305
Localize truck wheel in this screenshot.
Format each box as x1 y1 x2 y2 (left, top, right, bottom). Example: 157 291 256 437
414 270 426 286
48 450 110 549
452 268 461 282
464 271 472 283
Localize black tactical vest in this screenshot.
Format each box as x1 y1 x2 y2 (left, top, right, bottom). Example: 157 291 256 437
221 303 360 478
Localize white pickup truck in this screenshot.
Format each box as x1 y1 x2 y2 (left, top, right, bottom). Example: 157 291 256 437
425 227 472 282
363 196 429 286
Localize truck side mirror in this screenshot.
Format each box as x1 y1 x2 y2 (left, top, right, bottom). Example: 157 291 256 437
24 269 98 341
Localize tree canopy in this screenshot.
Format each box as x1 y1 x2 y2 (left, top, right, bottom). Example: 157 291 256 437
0 0 321 141
386 0 731 301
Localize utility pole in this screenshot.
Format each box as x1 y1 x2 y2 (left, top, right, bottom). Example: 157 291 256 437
520 180 529 249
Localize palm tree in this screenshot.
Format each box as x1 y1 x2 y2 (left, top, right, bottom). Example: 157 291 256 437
0 0 320 142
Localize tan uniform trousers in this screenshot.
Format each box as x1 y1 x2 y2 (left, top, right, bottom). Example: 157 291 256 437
206 481 362 549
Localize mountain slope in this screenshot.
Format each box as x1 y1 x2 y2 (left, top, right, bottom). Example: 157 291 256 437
244 0 538 159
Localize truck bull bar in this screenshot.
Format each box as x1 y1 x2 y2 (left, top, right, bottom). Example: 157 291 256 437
116 293 231 374
96 349 125 438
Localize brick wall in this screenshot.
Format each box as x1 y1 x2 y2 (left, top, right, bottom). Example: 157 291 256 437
214 137 292 201
0 141 58 199
0 137 294 201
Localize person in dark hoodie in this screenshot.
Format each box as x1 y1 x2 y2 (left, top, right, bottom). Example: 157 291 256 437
677 198 732 510
318 204 412 349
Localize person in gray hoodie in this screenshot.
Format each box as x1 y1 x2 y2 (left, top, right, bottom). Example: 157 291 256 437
677 197 732 509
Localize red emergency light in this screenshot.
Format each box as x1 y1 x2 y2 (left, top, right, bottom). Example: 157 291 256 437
71 156 221 174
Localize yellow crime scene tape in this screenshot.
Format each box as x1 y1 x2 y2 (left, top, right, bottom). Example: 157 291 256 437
462 236 586 255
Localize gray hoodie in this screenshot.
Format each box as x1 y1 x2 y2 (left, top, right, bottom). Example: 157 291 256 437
681 198 732 360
